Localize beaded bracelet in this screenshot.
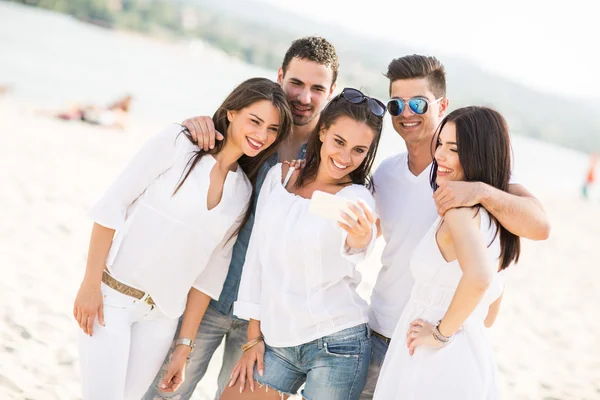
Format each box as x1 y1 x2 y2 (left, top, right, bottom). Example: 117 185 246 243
344 243 367 255
241 335 264 352
432 321 451 344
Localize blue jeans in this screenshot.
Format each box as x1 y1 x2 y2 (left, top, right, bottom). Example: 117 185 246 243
359 333 390 400
143 305 248 400
255 324 371 400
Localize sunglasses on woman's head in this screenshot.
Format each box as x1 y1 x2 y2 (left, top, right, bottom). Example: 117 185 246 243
339 88 386 117
386 97 443 116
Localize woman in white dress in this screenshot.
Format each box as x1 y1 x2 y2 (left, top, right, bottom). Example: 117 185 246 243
72 78 292 400
373 106 521 399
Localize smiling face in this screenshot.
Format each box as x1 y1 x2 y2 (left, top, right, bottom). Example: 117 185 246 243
317 115 375 182
390 78 448 147
278 57 335 127
434 121 464 184
227 99 281 157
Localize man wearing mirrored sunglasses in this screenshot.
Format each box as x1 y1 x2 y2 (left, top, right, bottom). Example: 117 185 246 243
360 54 551 399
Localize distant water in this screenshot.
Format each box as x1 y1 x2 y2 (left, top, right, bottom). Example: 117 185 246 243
0 2 595 198
0 2 271 119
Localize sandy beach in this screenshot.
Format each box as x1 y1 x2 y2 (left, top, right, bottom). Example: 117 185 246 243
1 95 599 400
1 3 600 398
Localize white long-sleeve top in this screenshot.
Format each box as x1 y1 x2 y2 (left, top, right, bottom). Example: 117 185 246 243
234 163 377 347
89 123 251 318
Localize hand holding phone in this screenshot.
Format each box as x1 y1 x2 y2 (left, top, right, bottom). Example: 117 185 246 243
309 190 357 223
310 190 377 251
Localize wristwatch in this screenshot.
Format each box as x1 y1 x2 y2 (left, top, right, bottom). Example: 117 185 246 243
175 337 195 352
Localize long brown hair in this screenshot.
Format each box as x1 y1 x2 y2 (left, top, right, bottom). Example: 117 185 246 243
175 77 292 231
295 93 383 190
430 106 520 270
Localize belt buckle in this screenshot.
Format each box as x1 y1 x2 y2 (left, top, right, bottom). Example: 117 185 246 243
145 295 155 310
374 331 391 345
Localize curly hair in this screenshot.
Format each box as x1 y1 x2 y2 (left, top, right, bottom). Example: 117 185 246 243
281 36 339 86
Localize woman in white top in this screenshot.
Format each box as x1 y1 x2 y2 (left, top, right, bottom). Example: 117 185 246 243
373 106 521 399
73 78 292 400
219 88 386 400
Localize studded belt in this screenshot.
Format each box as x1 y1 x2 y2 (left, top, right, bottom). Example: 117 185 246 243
102 270 155 308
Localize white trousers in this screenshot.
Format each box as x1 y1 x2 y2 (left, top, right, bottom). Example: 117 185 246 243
78 282 178 400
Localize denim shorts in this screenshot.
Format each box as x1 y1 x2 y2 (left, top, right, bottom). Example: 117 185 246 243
254 324 371 400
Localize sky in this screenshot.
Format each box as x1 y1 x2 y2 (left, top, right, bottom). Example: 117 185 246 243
256 0 599 100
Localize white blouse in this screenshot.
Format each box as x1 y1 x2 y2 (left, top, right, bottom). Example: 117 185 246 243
89 123 252 319
234 163 377 347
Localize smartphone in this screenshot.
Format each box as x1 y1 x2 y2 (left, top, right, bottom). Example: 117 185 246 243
309 190 357 223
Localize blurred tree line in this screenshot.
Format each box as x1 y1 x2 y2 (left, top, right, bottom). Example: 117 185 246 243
10 0 117 26
6 0 288 71
5 0 600 152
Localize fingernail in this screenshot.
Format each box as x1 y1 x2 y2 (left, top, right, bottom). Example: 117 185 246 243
251 386 254 393
160 383 166 389
259 369 264 376
228 380 233 387
239 387 243 393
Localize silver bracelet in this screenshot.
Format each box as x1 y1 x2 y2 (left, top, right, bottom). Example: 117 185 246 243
175 337 195 352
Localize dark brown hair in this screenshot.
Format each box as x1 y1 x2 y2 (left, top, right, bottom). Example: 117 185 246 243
386 55 446 98
281 36 339 86
430 106 520 270
175 77 292 232
295 93 383 190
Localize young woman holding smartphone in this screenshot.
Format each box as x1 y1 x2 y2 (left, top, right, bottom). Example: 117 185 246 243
221 88 385 400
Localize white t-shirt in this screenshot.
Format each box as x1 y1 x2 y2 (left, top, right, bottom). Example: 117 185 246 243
369 152 439 337
89 124 251 318
234 163 377 347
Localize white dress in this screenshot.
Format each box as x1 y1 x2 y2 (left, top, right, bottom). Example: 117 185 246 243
373 209 505 400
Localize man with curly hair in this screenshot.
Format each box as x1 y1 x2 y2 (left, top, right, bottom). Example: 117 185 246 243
143 36 339 400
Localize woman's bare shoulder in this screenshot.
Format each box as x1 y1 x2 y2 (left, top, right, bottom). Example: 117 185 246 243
444 207 481 229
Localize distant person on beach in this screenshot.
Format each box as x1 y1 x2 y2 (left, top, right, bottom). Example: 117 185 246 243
73 78 292 400
373 106 521 399
220 88 384 400
144 36 339 400
360 55 551 399
0 84 12 96
55 94 133 129
582 153 597 199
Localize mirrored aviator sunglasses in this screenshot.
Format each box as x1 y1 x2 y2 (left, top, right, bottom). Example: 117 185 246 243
386 97 442 116
341 88 386 117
